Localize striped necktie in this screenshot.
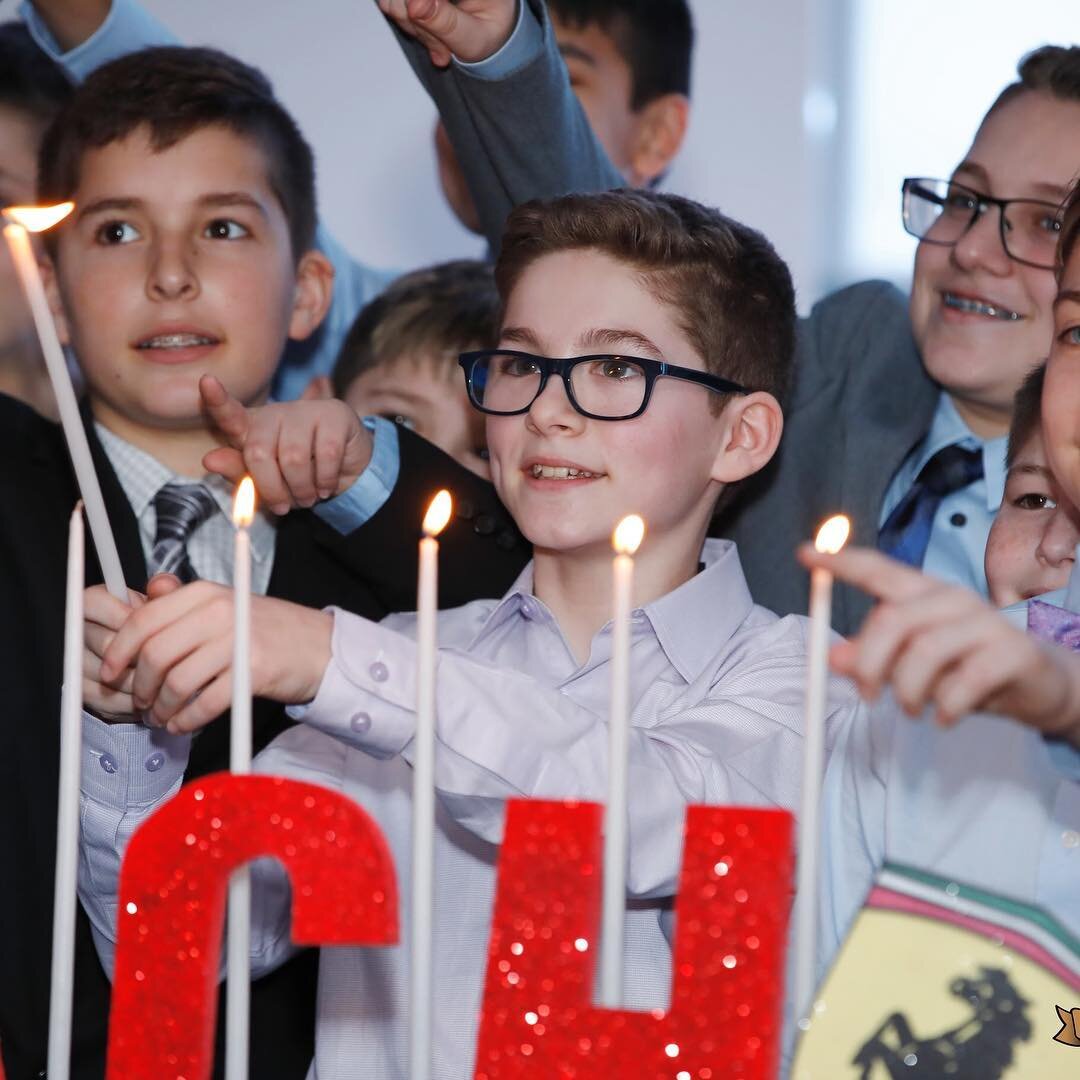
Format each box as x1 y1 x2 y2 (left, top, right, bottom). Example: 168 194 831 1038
150 482 218 583
878 444 984 568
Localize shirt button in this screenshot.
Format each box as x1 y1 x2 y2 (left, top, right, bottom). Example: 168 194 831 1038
474 514 496 536
520 600 534 619
496 529 518 551
950 512 967 527
144 752 165 773
1063 829 1080 849
369 661 389 683
350 711 372 734
99 752 118 775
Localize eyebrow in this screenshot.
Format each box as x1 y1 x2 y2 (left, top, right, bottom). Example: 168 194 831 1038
499 326 665 357
1008 463 1053 479
953 160 1066 202
558 42 597 67
1054 289 1080 310
76 191 270 222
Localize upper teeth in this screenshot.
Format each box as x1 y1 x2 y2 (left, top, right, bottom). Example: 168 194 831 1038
943 293 1020 321
138 333 215 349
532 464 599 480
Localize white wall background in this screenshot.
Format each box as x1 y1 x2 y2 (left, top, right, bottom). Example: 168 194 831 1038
21 0 1076 311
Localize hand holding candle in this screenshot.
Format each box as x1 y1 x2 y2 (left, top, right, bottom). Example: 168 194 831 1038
794 513 850 1024
411 489 453 1080
600 513 645 1008
2 203 126 600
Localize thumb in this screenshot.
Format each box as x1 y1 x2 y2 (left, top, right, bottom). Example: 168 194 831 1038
405 0 472 59
202 445 247 484
200 374 250 450
146 572 184 600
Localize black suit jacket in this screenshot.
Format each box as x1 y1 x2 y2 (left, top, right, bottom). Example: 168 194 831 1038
0 395 527 1080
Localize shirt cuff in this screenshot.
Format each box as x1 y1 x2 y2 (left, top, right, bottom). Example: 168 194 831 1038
286 608 417 759
453 0 542 80
19 0 178 82
82 711 190 806
313 416 400 534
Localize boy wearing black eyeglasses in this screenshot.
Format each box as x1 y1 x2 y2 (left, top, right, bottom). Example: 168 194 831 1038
79 189 866 1077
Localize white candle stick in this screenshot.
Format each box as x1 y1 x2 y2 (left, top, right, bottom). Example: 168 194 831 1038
794 513 850 1024
411 489 452 1080
2 205 126 600
47 502 85 1080
600 514 645 1008
226 476 255 1080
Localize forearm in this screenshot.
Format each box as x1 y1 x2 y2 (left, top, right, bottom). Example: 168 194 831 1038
293 609 766 898
388 0 623 252
78 713 295 979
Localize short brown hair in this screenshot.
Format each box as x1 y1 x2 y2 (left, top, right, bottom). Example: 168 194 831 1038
332 260 500 397
984 45 1080 125
37 46 316 258
494 189 795 408
1006 362 1047 469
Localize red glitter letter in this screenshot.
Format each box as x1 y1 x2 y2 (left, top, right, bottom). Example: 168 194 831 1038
106 773 397 1080
475 800 792 1079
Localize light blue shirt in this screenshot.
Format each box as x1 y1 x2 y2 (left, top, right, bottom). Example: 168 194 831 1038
879 391 1007 598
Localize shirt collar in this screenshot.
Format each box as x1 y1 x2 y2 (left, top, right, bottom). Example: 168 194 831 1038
93 422 276 566
913 393 1007 512
468 538 755 684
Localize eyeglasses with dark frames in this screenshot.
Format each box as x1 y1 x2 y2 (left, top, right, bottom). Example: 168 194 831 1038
458 349 749 421
901 177 1064 270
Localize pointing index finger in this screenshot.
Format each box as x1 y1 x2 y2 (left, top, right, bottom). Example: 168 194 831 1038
200 374 249 449
798 543 937 605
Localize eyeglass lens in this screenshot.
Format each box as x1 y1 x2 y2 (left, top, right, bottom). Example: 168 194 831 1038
470 353 650 418
903 179 1061 267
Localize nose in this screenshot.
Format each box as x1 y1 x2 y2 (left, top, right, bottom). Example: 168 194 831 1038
525 370 585 436
1036 504 1080 567
950 201 1012 277
146 234 199 301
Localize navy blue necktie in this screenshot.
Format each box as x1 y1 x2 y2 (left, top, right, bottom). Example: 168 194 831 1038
151 482 218 583
878 444 984 567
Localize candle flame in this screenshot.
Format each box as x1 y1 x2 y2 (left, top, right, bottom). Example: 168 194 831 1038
814 514 850 555
232 476 256 528
423 489 453 537
612 514 645 556
2 202 75 233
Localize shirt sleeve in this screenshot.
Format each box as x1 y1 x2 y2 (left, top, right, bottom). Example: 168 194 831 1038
313 416 401 534
453 0 543 81
78 713 296 980
20 0 177 80
289 608 845 900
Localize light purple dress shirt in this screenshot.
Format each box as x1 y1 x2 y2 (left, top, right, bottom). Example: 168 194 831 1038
78 538 862 1079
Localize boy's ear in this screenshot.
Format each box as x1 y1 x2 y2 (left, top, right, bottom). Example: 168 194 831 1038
711 391 784 485
38 254 72 347
287 250 335 342
629 94 690 186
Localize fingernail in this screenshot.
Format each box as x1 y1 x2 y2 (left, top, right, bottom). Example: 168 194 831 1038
273 502 289 515
317 489 332 501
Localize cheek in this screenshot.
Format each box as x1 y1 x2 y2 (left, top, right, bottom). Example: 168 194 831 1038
984 516 1029 581
909 243 944 341
1041 359 1080 463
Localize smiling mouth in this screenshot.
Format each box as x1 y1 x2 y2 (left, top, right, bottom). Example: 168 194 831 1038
943 292 1022 321
530 464 605 480
135 333 219 350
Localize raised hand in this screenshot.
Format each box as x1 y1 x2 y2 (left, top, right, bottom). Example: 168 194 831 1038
377 0 518 67
98 578 334 733
799 544 1080 745
199 374 372 515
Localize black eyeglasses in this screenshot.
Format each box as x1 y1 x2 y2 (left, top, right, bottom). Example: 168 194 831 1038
901 177 1063 270
458 350 749 421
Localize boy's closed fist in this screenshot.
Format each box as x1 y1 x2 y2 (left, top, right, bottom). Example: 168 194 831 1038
199 375 372 515
378 0 518 67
